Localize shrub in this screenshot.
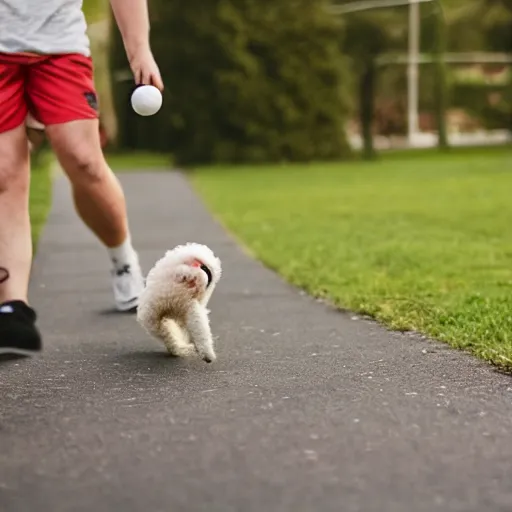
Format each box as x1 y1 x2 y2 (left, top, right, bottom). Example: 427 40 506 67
110 0 352 165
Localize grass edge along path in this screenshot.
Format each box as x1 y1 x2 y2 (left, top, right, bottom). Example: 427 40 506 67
190 146 512 369
30 152 53 253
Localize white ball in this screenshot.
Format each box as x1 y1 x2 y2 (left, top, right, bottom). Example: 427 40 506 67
131 85 163 116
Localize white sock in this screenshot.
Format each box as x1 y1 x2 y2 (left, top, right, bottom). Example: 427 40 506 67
108 235 137 271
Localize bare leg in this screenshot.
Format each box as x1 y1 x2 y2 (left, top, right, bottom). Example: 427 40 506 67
45 118 145 311
0 125 32 304
46 119 128 248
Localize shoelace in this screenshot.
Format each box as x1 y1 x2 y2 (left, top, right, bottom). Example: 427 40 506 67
0 266 9 284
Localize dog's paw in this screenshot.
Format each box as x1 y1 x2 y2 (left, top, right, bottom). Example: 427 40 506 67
165 344 196 358
197 347 217 364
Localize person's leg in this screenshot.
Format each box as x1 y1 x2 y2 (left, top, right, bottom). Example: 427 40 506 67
47 120 145 311
47 118 130 248
28 54 144 311
26 112 46 152
0 55 41 353
26 113 108 154
0 126 32 304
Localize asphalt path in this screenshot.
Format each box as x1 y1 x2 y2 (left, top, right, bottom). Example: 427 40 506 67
1 172 511 512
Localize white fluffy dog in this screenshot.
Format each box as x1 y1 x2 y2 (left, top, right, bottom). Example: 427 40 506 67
137 243 222 363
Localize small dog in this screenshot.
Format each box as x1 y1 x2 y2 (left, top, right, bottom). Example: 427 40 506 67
136 243 222 363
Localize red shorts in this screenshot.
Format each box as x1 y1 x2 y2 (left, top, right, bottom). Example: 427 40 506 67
0 53 99 134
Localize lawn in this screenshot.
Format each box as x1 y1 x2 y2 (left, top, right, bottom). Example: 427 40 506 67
30 152 53 252
191 146 512 367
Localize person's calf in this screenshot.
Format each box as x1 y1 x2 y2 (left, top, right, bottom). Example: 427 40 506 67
66 164 145 311
0 125 33 305
70 167 129 248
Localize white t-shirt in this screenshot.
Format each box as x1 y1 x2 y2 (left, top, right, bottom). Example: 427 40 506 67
0 0 90 56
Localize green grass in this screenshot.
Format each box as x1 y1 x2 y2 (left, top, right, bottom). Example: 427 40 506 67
191 146 512 367
30 152 53 252
105 151 172 172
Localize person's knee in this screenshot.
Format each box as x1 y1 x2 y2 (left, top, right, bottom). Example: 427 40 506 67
61 145 109 185
46 119 111 186
0 159 26 194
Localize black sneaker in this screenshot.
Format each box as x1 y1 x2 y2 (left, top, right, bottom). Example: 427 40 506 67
0 300 42 355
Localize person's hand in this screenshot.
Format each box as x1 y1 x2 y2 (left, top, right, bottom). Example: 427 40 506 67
129 46 164 91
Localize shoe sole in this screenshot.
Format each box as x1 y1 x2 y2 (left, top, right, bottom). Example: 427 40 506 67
115 297 139 312
0 347 41 356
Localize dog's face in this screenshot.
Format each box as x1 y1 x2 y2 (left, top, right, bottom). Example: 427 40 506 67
188 253 222 285
189 259 214 288
181 255 222 300
163 243 222 298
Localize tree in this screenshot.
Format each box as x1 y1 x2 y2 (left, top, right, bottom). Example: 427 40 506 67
110 0 353 165
337 4 408 159
473 0 512 133
446 0 512 133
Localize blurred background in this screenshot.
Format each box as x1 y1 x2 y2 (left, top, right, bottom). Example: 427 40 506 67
83 0 511 164
26 0 511 366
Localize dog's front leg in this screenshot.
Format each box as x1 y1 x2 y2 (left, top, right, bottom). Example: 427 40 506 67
161 318 196 358
185 301 216 363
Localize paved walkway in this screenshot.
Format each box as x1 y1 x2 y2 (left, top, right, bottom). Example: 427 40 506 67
1 172 512 512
